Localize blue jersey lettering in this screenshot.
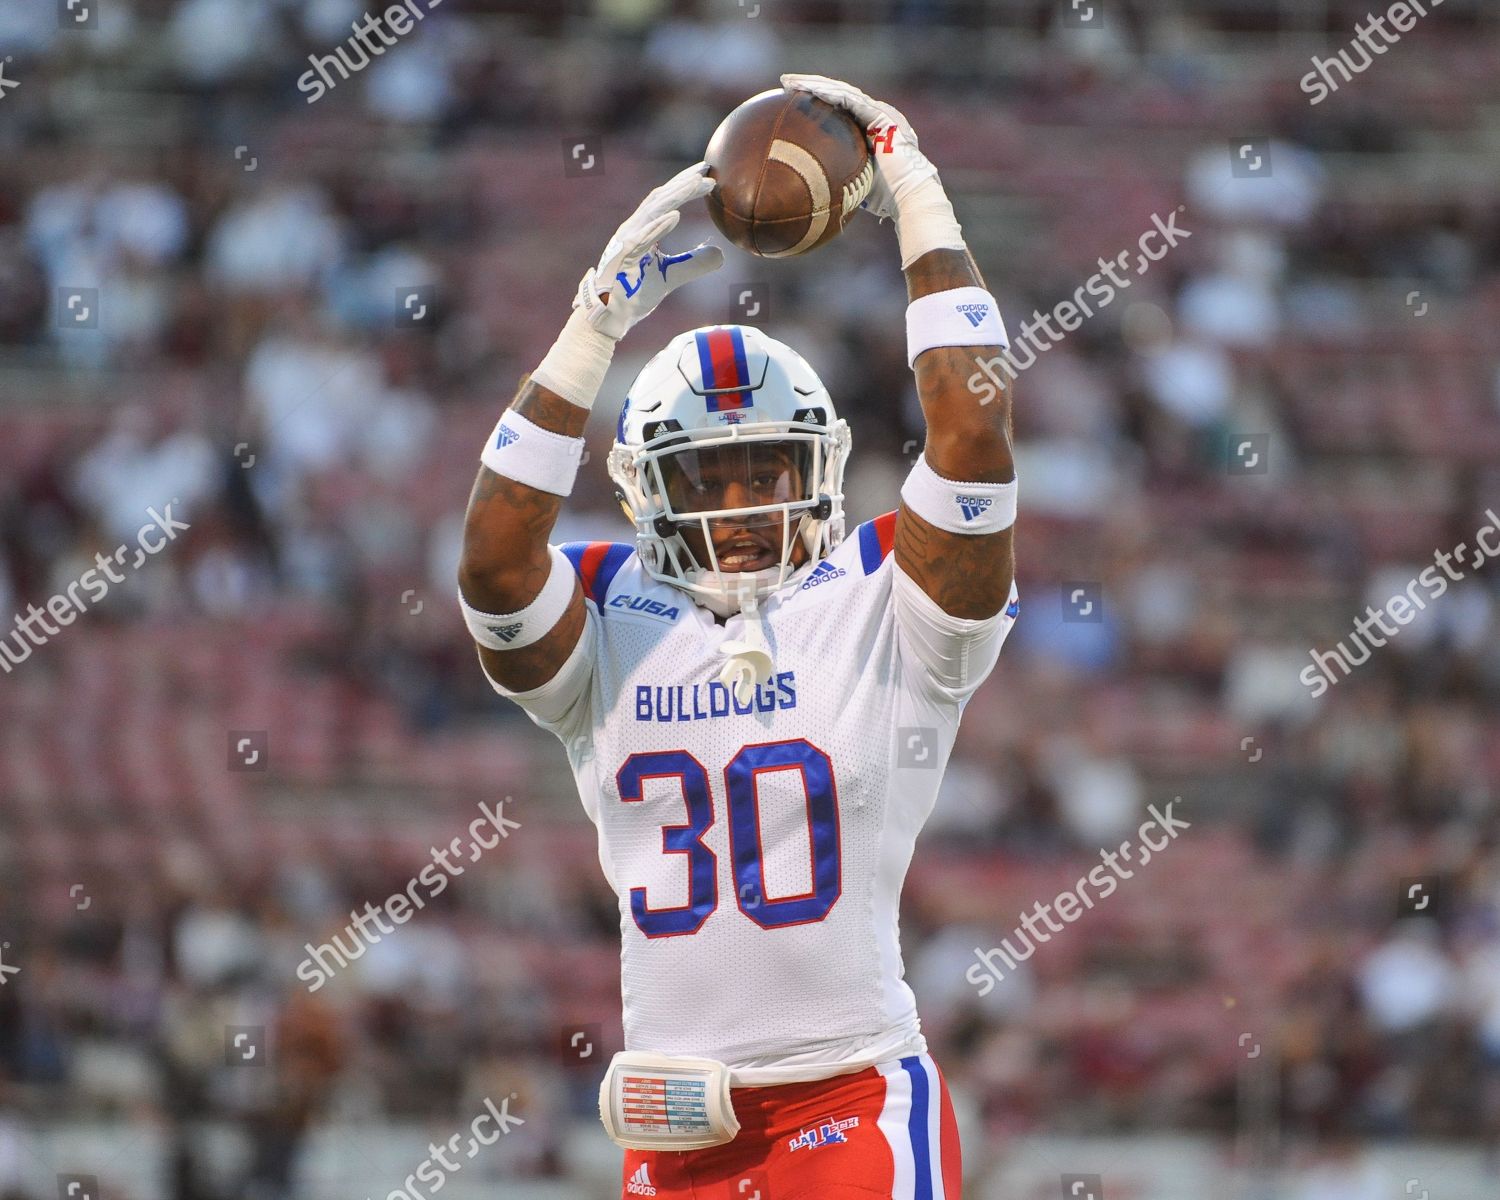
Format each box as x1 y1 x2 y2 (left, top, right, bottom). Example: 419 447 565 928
633 673 799 722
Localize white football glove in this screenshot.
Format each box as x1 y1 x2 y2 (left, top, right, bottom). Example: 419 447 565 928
574 161 725 342
780 73 965 268
534 162 723 409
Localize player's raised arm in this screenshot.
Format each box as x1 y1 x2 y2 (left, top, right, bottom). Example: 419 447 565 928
781 75 1015 622
894 242 1015 620
457 163 723 693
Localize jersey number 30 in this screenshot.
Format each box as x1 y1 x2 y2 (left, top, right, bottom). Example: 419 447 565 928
616 739 841 938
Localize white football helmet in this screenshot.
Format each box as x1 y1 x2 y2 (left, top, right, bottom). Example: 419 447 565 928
607 325 851 615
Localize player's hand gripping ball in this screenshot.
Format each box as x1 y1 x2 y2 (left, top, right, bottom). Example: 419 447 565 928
778 73 944 226
704 87 874 258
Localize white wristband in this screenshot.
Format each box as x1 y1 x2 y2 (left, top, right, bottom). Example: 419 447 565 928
907 286 1009 368
458 546 577 650
531 307 617 411
480 410 585 497
900 453 1017 534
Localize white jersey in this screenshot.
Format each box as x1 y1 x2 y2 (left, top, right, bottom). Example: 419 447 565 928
486 511 1019 1085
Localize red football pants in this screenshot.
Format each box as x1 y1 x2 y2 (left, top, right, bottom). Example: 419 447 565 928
619 1052 961 1200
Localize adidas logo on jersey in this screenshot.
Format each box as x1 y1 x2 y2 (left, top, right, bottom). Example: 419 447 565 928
486 621 524 642
609 593 682 623
494 423 520 448
956 302 990 328
956 495 993 522
626 1163 657 1196
799 561 846 590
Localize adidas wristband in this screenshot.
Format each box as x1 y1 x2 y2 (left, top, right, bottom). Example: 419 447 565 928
458 546 577 651
906 286 1008 368
901 452 1017 535
480 409 586 497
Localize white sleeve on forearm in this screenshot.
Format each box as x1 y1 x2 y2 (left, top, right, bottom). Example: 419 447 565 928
530 308 617 411
891 561 1018 702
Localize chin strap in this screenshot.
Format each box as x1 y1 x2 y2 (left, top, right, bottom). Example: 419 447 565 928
716 579 774 705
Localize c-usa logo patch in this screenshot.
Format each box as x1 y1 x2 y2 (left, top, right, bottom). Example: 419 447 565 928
609 593 682 623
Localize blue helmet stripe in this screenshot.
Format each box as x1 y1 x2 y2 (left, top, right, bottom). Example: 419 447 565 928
730 326 751 394
694 331 718 390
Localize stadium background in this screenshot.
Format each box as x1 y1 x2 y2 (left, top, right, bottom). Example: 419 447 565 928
2 0 1500 1196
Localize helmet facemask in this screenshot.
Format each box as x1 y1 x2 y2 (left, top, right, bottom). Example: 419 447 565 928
608 418 850 616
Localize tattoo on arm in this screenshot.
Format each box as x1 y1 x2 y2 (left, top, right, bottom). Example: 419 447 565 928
512 377 590 435
894 505 1014 620
462 466 560 607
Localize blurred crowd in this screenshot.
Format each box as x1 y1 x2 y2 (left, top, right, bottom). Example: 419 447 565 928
3 0 1500 1197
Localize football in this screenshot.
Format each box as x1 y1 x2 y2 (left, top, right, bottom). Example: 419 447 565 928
704 87 874 259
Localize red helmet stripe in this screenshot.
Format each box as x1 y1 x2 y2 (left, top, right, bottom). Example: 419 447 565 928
697 328 753 413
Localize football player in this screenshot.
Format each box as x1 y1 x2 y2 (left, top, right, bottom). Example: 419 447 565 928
458 74 1017 1199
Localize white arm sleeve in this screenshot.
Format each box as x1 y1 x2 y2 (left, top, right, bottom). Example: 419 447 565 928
891 561 1019 703
477 601 597 745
